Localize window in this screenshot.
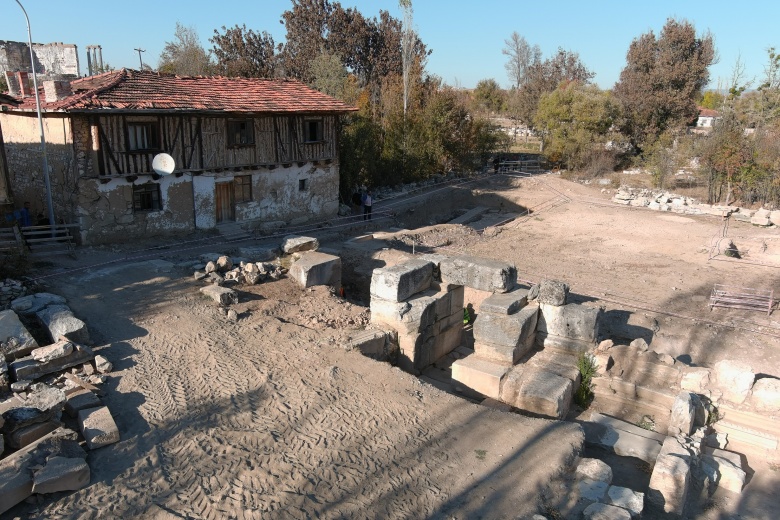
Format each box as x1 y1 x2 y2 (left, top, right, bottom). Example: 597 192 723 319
127 123 159 152
227 119 254 147
304 119 323 143
299 178 308 191
133 183 162 211
235 175 252 203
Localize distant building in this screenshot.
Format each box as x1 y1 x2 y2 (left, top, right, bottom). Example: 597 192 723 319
696 107 720 129
0 40 79 79
0 69 356 244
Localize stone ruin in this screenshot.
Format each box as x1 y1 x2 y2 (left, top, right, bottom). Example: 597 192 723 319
1 290 118 514
347 253 780 518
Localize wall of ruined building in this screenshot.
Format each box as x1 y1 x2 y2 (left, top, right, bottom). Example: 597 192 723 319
77 175 194 244
193 162 340 230
0 41 79 77
0 112 78 223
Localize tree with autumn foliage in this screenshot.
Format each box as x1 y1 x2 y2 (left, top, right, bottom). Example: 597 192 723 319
210 25 277 78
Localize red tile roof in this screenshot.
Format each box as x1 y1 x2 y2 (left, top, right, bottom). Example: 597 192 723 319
697 107 720 118
6 69 357 114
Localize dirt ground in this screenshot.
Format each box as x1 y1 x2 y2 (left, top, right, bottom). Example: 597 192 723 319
6 173 780 519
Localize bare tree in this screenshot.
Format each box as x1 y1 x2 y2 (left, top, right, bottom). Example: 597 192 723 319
210 25 277 78
502 32 541 89
159 23 213 76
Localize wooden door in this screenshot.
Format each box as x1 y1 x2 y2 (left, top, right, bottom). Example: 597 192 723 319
215 182 235 223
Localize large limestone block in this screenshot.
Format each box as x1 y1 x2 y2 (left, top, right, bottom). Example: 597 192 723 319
31 341 74 363
749 377 780 413
647 437 693 515
582 503 631 520
395 316 463 372
78 406 120 449
32 456 90 494
10 342 94 381
576 458 613 483
479 289 529 315
36 304 90 344
451 355 510 399
199 285 238 306
669 391 696 436
64 389 103 418
10 292 66 315
500 366 573 419
473 303 538 349
537 279 569 306
371 286 459 334
370 260 434 302
281 235 319 254
422 253 516 293
290 252 342 289
584 413 664 463
0 309 38 360
606 486 644 519
713 360 754 404
537 303 601 342
700 450 746 494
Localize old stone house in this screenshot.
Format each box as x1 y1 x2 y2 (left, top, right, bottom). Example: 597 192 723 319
0 69 356 244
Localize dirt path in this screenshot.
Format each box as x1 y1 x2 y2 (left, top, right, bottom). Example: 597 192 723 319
15 262 580 519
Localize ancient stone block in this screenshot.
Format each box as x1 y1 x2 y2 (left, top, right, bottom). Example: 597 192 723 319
713 360 754 404
282 235 319 254
8 420 60 449
64 389 103 418
680 366 710 393
537 279 569 306
576 458 613 483
10 343 94 381
669 391 696 436
451 355 510 399
0 309 39 360
0 463 33 515
238 246 278 261
479 289 529 315
199 285 238 306
473 303 538 350
584 413 664 463
647 437 693 515
606 486 644 519
583 502 632 520
78 406 120 449
370 259 433 302
500 366 573 419
537 303 600 342
32 456 90 494
578 478 609 502
36 304 91 344
31 341 74 363
346 329 390 361
10 293 66 315
749 377 780 413
290 252 342 289
422 253 516 293
700 450 746 494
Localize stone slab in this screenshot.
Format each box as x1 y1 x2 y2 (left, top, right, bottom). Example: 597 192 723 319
421 253 516 293
578 478 609 502
583 413 663 463
291 251 342 289
281 235 319 254
199 285 238 306
647 437 693 515
537 303 600 342
479 289 529 315
700 450 746 494
536 333 593 355
576 458 613 483
451 355 510 399
10 292 66 315
31 340 74 363
64 389 103 418
370 259 434 302
0 309 39 360
8 420 61 449
36 304 90 344
10 343 94 381
500 366 573 420
606 485 644 519
32 456 90 494
238 246 278 261
537 279 569 306
473 303 538 350
0 462 33 515
78 406 120 450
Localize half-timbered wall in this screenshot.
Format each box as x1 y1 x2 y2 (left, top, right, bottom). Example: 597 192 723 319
91 114 338 176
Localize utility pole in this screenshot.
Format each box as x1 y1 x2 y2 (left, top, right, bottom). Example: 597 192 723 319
134 48 145 69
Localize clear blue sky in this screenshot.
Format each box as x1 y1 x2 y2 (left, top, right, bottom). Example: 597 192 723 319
1 0 776 91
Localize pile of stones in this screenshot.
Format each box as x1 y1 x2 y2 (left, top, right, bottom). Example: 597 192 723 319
0 279 27 311
1 292 119 514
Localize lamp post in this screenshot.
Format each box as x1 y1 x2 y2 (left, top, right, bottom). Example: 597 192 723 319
14 0 56 232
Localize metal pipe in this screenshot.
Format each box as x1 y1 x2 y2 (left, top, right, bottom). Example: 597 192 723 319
15 0 56 234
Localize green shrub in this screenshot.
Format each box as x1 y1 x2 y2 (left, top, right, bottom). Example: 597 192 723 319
574 353 597 408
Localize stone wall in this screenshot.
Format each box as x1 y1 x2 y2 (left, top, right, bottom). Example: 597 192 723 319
0 41 79 78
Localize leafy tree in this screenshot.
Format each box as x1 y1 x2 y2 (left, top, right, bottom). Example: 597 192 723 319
309 51 349 99
534 82 620 170
159 23 213 76
502 32 541 89
700 110 751 204
472 78 505 114
279 0 333 83
513 48 593 126
700 91 725 110
210 25 277 78
614 18 715 150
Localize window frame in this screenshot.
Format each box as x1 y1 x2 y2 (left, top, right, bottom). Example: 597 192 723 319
303 118 324 143
126 122 160 153
298 178 308 192
133 183 162 212
234 175 252 203
227 118 255 148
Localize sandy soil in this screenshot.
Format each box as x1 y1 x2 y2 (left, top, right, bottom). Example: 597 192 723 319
6 172 780 519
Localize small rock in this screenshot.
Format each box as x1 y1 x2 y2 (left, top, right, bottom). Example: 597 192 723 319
11 379 32 392
227 309 238 322
629 338 648 351
94 355 112 374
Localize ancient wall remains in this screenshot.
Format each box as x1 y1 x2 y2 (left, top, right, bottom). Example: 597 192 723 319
0 41 79 78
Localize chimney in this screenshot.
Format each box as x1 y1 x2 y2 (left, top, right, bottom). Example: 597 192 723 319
5 72 21 97
16 71 32 97
44 79 73 102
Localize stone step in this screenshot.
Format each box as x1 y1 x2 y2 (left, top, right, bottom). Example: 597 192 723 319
581 412 663 463
593 376 676 409
499 365 573 420
451 354 511 400
535 332 592 355
526 349 582 386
